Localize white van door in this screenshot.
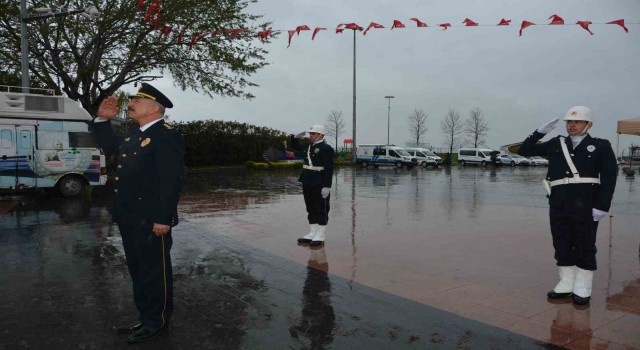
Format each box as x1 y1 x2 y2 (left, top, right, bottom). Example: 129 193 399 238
0 125 36 189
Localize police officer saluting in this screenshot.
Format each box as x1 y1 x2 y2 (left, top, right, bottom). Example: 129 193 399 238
296 125 334 247
518 106 617 305
93 83 185 343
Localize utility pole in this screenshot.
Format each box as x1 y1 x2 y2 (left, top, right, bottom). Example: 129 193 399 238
385 96 394 145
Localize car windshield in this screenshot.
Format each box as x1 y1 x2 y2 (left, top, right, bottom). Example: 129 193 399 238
424 150 436 156
511 154 523 159
397 149 411 156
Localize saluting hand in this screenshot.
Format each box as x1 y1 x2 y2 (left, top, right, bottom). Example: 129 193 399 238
321 187 330 199
592 208 608 222
536 118 560 134
97 96 120 119
294 132 307 139
153 223 171 236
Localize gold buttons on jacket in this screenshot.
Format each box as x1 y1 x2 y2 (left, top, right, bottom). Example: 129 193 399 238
115 177 119 181
122 153 127 157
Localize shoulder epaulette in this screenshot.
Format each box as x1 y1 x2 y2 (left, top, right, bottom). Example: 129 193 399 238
163 123 174 130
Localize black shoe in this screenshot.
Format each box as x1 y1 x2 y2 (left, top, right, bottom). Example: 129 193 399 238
547 290 573 299
127 324 169 344
297 238 312 244
572 294 591 305
309 240 324 247
113 321 143 334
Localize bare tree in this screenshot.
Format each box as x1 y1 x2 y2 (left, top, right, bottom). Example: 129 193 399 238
463 108 489 148
440 108 463 165
407 109 428 146
325 110 346 150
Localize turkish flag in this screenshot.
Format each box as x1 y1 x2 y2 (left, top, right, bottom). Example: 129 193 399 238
576 21 594 35
160 25 172 37
391 20 406 30
144 0 160 24
295 25 310 36
344 23 362 30
463 18 478 26
177 29 185 45
363 22 384 35
519 21 535 36
258 30 274 40
438 23 451 31
137 0 145 11
287 30 295 48
312 27 326 40
410 18 428 27
548 14 564 25
607 19 629 33
497 18 511 26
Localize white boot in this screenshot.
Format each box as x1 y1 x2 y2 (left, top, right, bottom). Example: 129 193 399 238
547 266 576 299
298 224 318 243
572 268 593 305
310 225 326 246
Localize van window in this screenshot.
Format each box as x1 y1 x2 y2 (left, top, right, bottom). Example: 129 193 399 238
424 150 436 156
389 150 400 158
407 151 415 156
1 130 12 148
479 151 488 157
417 151 426 157
460 150 476 156
373 148 386 156
69 132 96 148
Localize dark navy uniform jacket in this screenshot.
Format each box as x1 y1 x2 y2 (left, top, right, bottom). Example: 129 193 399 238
93 119 185 226
518 131 617 218
299 140 334 188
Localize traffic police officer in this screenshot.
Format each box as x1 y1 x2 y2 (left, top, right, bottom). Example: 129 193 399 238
296 125 334 246
93 83 185 343
518 106 617 305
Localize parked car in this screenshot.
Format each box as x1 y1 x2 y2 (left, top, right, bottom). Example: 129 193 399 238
497 154 517 166
356 144 418 168
458 148 500 166
404 147 442 167
509 154 530 166
528 156 549 166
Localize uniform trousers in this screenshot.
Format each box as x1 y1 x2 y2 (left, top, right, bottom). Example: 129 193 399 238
118 222 173 330
303 185 330 225
549 205 599 271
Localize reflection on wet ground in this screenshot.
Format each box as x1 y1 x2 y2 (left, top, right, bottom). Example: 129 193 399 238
1 166 639 349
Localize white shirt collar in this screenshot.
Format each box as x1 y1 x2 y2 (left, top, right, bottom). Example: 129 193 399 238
313 138 325 145
139 118 163 132
570 134 587 146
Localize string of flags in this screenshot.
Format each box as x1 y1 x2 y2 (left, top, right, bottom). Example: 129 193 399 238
136 2 632 49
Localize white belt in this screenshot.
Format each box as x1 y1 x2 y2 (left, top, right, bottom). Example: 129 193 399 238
303 165 324 171
549 177 600 187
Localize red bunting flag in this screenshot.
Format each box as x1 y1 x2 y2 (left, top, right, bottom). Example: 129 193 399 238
137 0 145 11
225 29 250 39
287 30 295 48
151 13 161 30
160 25 172 37
189 34 198 49
410 18 428 27
144 0 160 24
363 22 384 35
607 19 629 33
439 23 451 31
312 27 326 40
497 18 511 26
258 29 275 40
295 25 310 36
344 23 362 30
519 20 535 36
576 21 594 35
548 14 564 25
336 28 345 34
463 18 478 26
391 20 406 30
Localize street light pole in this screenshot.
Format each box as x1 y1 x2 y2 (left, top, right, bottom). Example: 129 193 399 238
385 96 394 145
19 1 99 93
20 0 29 92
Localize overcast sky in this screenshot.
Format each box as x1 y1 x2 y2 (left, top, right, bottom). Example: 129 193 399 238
124 0 639 154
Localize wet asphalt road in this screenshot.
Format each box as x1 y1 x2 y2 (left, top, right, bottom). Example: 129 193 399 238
1 165 638 349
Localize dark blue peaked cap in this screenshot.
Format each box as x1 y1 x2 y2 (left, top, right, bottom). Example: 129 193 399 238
131 82 173 108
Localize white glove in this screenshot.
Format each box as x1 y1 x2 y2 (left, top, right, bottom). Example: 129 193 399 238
536 118 560 134
592 208 608 222
294 132 307 139
321 187 330 199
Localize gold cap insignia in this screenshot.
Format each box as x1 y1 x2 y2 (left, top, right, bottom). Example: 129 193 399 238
124 137 130 142
141 138 151 147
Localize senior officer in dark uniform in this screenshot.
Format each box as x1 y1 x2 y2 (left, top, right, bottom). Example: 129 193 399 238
93 83 185 343
296 125 334 247
518 106 617 305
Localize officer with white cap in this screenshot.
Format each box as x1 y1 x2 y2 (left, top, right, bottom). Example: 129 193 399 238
518 106 617 305
296 124 334 246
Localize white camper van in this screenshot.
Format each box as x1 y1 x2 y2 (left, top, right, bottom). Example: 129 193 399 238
356 144 418 168
0 87 107 197
404 147 442 167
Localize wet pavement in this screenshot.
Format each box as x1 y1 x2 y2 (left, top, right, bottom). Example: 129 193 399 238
1 166 639 349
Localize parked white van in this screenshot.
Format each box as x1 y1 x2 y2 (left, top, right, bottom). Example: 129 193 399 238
458 148 499 166
356 144 418 168
404 147 442 167
0 87 107 196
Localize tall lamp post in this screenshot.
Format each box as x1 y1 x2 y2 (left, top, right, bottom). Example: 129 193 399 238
348 25 363 161
384 95 394 145
20 1 99 93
